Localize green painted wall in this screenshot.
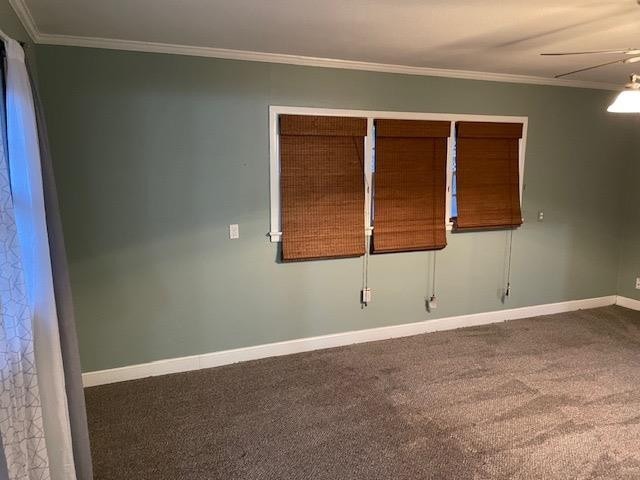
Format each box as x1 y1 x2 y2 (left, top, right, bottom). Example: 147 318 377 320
617 121 640 300
0 1 30 43
33 45 634 372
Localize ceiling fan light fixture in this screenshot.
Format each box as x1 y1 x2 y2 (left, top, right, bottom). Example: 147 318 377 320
607 75 640 113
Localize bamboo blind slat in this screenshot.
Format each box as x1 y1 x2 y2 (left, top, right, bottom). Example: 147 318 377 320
372 119 450 253
280 115 367 136
376 119 451 138
457 122 523 139
279 115 367 261
454 122 523 231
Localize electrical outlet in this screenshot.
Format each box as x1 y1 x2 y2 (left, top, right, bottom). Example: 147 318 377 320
636 277 640 290
537 211 544 221
229 224 239 239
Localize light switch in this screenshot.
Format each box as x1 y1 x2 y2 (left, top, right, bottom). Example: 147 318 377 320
229 224 239 239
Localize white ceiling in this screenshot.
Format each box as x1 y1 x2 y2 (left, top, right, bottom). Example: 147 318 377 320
17 0 640 86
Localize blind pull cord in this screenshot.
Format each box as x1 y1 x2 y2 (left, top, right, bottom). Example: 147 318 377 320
504 138 518 299
428 251 438 311
426 138 440 312
361 234 371 307
505 228 514 298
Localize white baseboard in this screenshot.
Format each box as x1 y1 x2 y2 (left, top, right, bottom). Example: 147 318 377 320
82 295 617 387
616 295 640 311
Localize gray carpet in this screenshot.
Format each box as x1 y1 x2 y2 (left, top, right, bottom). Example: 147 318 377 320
86 306 640 479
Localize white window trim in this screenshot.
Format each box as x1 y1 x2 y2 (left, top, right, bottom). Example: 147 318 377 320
269 106 528 242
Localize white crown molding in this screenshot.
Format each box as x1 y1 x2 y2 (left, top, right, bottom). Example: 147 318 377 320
9 0 620 91
83 295 617 387
36 33 621 91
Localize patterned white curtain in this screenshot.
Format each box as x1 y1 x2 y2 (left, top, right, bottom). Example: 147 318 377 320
1 37 77 480
0 43 50 479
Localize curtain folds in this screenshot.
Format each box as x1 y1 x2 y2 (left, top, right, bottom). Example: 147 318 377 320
0 40 51 480
3 37 84 480
27 51 93 480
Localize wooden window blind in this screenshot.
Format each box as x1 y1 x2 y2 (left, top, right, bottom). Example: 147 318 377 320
454 122 523 231
372 119 450 253
279 114 367 261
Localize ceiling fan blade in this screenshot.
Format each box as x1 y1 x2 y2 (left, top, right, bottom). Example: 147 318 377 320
542 49 640 56
623 56 640 64
554 58 626 78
